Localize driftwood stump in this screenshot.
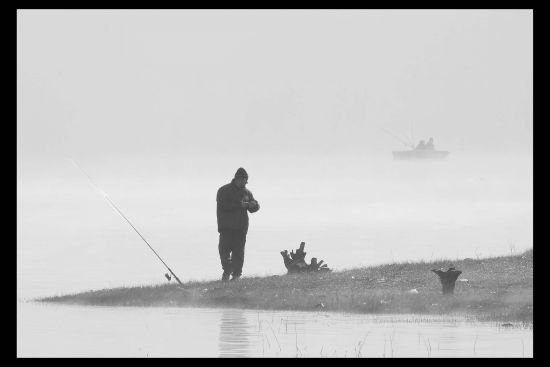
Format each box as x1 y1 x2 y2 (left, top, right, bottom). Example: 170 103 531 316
431 267 462 295
281 242 331 274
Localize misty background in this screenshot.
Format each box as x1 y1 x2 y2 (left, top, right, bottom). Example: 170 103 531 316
17 10 532 299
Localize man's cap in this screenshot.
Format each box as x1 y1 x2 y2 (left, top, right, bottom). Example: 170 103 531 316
234 167 248 179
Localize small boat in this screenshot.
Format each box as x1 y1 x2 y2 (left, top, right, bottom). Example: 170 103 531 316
377 125 449 160
392 149 450 160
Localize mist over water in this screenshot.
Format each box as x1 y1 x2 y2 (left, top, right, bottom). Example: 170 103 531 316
17 152 532 299
17 10 532 301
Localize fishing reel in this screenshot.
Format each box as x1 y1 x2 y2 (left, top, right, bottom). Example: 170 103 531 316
165 273 172 281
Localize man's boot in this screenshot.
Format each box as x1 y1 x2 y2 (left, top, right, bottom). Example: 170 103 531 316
221 272 231 281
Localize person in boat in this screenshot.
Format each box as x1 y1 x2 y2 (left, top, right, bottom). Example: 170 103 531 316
216 167 260 281
415 140 426 150
425 137 435 150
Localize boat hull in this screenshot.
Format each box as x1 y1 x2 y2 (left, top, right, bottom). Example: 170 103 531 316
392 150 450 160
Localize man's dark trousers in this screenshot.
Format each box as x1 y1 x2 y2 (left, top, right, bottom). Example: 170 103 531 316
218 229 247 277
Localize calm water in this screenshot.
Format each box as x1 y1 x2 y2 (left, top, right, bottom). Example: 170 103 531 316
17 301 532 357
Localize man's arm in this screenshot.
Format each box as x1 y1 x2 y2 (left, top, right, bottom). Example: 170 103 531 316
246 190 260 213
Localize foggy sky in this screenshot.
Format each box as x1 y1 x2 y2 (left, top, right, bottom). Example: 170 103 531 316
18 9 533 170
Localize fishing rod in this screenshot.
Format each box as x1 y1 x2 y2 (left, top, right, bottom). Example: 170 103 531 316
377 125 415 149
400 132 415 148
410 121 415 150
70 159 184 286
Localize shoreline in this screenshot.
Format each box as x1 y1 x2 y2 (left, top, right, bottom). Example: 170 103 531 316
38 249 533 324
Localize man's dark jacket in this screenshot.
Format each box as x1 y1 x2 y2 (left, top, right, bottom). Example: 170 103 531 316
216 180 260 234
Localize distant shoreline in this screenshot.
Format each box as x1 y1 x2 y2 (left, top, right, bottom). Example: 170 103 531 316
38 249 533 324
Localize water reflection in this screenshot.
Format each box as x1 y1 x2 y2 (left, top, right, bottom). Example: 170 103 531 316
218 308 252 357
17 302 532 357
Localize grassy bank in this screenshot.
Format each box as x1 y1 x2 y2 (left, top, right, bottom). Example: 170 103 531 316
39 249 533 324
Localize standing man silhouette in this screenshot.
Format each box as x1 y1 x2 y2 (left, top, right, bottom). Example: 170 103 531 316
216 168 260 281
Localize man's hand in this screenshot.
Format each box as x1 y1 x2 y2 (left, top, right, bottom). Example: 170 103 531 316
241 200 249 208
248 200 258 210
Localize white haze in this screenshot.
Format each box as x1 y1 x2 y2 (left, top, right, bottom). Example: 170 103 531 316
17 10 532 299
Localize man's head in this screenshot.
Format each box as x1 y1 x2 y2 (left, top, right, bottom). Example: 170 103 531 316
234 167 248 188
